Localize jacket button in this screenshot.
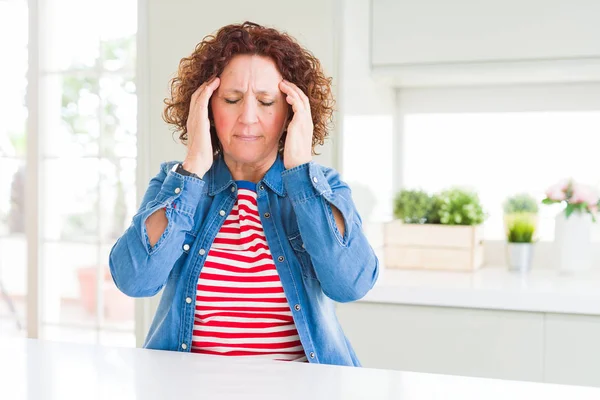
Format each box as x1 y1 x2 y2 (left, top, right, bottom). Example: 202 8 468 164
264 212 271 218
277 256 284 262
312 177 318 184
294 304 301 311
174 187 181 194
186 297 192 304
199 249 206 256
259 185 265 190
181 343 187 350
183 244 190 251
309 352 315 359
219 210 226 216
231 186 235 192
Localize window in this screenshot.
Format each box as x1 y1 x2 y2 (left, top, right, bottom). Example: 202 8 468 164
0 0 28 337
0 0 137 346
402 111 600 241
342 115 394 223
38 0 137 346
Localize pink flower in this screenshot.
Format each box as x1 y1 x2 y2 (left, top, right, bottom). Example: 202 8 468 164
545 179 569 201
589 204 598 215
570 183 599 206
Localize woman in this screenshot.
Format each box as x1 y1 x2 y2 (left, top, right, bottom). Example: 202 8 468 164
109 21 379 366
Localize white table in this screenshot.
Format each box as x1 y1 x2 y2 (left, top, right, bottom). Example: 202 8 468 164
362 266 600 315
2 338 600 399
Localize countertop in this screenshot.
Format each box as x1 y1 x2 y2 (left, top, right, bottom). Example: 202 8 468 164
359 266 600 315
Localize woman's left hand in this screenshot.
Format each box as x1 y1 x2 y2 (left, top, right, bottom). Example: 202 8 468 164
279 80 313 170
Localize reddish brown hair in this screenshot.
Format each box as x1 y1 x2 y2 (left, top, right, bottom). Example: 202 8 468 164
163 21 334 157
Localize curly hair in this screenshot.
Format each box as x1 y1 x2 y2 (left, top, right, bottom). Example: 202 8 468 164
163 21 334 157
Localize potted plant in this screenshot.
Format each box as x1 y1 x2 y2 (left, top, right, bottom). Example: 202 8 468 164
503 193 539 228
502 193 539 272
385 187 487 271
505 213 537 272
542 179 599 273
393 189 431 224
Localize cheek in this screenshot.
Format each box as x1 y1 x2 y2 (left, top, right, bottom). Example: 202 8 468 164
212 102 234 132
263 105 288 132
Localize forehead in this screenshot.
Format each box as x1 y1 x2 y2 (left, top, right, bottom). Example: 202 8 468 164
220 54 283 87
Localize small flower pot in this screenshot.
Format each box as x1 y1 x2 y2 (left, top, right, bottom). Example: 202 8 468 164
506 243 534 273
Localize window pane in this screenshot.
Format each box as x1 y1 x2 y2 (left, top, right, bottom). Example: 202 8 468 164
42 242 100 327
99 158 136 243
101 36 136 72
41 74 100 157
403 112 600 241
0 0 27 339
42 159 99 242
0 235 27 336
342 115 394 222
100 75 137 158
0 159 25 236
40 0 101 71
0 0 28 159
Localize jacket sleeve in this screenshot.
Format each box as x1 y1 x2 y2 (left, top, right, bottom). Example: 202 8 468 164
109 162 207 297
281 162 380 303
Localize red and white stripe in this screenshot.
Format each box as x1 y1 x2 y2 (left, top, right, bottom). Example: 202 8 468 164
191 187 306 362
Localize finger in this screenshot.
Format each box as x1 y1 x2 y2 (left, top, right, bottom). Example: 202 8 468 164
281 80 310 110
284 91 303 115
280 81 304 113
191 81 208 102
192 76 220 104
196 77 221 108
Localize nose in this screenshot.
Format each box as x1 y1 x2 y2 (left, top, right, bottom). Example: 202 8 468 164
240 97 259 125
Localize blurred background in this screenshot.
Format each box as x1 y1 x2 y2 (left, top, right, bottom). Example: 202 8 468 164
2 0 600 389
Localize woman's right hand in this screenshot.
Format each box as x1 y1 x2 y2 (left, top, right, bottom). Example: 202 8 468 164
182 77 221 177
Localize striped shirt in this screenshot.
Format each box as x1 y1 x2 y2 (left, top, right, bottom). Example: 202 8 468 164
191 180 306 362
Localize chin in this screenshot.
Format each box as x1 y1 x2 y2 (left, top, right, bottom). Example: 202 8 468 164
223 144 278 165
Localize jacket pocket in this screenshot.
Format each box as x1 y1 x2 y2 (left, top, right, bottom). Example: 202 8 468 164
288 232 318 280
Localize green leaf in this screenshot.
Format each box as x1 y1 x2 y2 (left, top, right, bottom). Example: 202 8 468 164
565 204 575 218
506 214 536 243
393 189 432 224
504 193 539 213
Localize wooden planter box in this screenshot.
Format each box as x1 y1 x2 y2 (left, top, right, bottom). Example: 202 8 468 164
384 221 484 271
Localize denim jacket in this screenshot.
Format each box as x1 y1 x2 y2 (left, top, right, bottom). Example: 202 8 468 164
109 155 379 366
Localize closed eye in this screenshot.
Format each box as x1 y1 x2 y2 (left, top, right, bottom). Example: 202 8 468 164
224 98 240 104
260 101 274 107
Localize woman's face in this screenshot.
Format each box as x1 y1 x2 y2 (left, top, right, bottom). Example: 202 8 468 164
211 54 289 166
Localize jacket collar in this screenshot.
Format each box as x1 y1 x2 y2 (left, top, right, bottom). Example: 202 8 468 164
208 154 286 197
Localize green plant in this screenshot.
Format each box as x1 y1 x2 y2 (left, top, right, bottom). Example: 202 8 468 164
503 193 539 214
433 188 486 226
506 215 536 243
393 189 432 224
426 194 445 224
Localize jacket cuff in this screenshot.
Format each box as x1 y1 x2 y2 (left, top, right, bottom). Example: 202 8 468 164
154 168 206 216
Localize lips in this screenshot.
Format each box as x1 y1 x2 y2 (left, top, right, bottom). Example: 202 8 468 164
234 135 261 142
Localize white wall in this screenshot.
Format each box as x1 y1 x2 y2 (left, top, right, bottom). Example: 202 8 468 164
369 0 600 86
371 0 600 66
136 0 341 345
